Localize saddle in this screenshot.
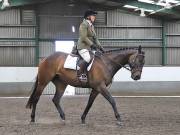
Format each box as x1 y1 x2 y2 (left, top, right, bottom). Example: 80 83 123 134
64 53 94 82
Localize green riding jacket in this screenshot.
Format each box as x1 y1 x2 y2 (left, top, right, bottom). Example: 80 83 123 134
77 19 101 50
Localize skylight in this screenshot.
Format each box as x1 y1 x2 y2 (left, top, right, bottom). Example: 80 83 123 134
138 0 155 4
123 5 138 9
123 0 180 17
138 0 180 7
124 0 180 12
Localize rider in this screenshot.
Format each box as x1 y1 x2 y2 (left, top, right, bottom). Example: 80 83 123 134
77 9 105 81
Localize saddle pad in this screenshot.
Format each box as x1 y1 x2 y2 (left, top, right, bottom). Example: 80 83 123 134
64 55 94 71
64 55 80 70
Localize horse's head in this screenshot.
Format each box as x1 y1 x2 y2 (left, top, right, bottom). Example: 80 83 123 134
128 46 145 80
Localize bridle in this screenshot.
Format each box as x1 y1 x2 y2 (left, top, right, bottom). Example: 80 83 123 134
129 54 145 73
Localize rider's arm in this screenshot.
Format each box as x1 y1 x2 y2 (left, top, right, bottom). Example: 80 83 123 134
94 36 105 52
94 36 101 49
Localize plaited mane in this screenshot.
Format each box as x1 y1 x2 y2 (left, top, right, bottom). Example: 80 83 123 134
104 47 138 54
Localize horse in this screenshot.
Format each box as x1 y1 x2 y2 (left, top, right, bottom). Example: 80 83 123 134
26 45 145 126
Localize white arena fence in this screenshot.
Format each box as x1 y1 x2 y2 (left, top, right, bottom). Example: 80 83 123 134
0 67 180 96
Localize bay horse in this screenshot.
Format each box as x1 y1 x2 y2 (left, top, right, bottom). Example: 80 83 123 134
26 45 145 126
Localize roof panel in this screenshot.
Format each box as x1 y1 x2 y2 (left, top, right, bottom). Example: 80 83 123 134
0 0 180 20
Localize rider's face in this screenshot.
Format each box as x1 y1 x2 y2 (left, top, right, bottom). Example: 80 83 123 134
89 15 96 23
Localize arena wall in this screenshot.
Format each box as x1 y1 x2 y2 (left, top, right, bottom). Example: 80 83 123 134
0 67 180 96
112 67 180 96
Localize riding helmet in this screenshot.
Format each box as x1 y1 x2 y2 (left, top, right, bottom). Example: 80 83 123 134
84 10 97 18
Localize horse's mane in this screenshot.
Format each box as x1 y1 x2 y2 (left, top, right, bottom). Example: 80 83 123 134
104 47 138 54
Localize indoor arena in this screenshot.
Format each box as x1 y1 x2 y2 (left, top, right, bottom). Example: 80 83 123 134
0 0 180 135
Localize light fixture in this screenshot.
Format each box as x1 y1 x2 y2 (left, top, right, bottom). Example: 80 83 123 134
140 8 146 17
134 8 146 17
1 0 10 10
72 26 75 33
165 1 172 9
157 0 172 9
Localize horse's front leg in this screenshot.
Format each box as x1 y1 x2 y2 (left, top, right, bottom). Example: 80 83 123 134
81 89 99 124
97 83 122 126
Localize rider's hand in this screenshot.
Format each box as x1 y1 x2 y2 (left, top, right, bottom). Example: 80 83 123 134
91 44 97 50
100 46 105 53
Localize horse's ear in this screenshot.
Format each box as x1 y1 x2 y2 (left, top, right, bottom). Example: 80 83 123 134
138 45 142 54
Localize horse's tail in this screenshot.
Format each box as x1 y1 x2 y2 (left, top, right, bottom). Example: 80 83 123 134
26 75 38 109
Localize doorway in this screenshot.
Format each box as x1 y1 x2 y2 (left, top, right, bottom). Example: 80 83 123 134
55 41 75 95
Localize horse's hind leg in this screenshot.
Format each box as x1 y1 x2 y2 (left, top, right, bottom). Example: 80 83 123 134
81 89 99 124
31 83 47 122
52 78 67 121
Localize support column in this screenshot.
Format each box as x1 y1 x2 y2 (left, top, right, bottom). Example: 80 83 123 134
162 20 167 66
35 8 40 66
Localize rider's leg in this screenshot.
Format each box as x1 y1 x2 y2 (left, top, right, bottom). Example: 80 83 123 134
78 61 89 78
78 49 91 80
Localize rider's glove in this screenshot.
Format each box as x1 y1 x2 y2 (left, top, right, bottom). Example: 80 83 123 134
100 46 105 53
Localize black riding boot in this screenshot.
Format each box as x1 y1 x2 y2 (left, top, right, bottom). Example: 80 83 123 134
78 61 89 82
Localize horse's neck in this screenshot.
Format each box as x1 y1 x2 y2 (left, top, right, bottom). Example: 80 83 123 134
103 50 136 77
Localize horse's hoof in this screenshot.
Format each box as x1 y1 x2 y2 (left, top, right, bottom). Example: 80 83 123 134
30 119 35 122
116 121 123 127
81 123 87 126
61 120 66 125
81 120 86 125
29 121 35 125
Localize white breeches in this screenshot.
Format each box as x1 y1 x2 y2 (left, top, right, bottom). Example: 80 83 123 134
78 49 91 63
